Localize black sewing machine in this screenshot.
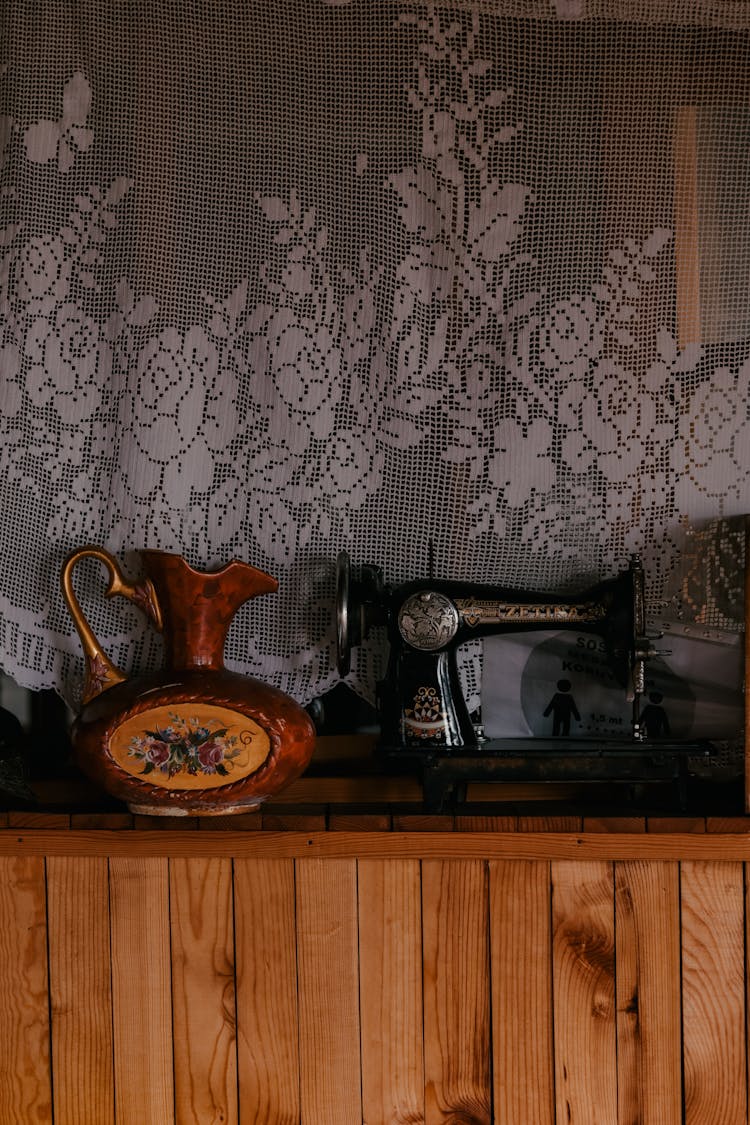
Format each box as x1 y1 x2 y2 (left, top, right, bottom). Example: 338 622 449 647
335 552 714 809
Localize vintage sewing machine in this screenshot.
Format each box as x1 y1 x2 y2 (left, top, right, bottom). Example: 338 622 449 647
336 551 714 809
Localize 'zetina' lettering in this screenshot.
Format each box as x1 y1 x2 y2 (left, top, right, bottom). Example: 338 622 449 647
454 599 607 627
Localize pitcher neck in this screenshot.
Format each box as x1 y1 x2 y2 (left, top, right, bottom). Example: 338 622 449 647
161 604 228 670
141 552 278 672
155 572 233 671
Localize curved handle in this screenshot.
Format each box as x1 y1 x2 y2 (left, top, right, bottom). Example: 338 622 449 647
61 546 163 704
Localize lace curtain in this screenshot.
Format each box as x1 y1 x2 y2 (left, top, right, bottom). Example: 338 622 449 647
1 0 749 709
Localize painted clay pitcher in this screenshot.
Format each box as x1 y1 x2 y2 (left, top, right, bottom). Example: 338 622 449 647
61 547 316 815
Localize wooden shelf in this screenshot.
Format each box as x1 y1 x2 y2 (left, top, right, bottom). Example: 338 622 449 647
3 812 750 860
6 736 744 834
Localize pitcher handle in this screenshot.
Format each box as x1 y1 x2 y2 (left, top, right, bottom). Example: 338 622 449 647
61 546 163 704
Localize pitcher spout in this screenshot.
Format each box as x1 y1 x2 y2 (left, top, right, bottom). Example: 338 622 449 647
141 552 278 671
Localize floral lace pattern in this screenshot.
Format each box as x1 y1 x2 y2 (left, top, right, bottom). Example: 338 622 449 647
1 4 749 709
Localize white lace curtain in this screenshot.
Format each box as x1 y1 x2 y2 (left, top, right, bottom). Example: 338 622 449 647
1 0 749 708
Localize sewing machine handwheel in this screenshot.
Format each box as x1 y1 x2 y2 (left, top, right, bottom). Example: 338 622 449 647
335 551 387 676
336 550 353 676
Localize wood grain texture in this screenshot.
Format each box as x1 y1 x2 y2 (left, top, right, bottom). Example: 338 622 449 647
8 842 750 1120
329 813 393 831
707 817 750 833
583 818 646 833
518 816 582 832
615 861 682 1125
169 858 237 1125
47 856 114 1125
674 104 702 349
198 813 263 831
261 809 327 832
465 782 584 803
265 775 424 803
11 828 750 861
682 861 746 1125
648 818 705 833
133 815 200 831
109 857 175 1125
358 859 423 1125
296 857 362 1124
422 859 491 1125
392 814 455 833
551 860 617 1124
70 813 135 829
489 860 553 1125
454 815 516 831
746 519 750 813
234 859 300 1125
7 811 71 828
0 856 52 1124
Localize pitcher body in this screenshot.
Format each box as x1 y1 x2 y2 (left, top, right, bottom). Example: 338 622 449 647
62 547 316 815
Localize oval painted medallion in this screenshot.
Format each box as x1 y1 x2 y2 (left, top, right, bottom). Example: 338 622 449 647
108 703 271 790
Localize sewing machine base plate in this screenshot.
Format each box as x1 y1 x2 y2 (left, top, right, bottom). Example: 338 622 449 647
380 739 715 812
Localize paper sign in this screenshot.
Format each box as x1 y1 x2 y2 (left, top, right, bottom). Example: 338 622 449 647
481 622 743 740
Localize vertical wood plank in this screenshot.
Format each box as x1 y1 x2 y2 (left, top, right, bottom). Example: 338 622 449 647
745 517 750 813
552 860 617 1124
170 858 237 1125
358 859 424 1125
47 856 114 1125
422 859 491 1125
615 861 682 1125
682 861 746 1125
110 857 175 1125
296 858 361 1125
0 856 52 1124
489 860 553 1125
674 105 702 349
234 859 300 1125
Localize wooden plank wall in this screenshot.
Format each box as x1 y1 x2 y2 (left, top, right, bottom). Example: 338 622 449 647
1 834 750 1122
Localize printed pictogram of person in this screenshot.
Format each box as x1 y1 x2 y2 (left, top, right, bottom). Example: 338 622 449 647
543 678 580 736
638 691 670 738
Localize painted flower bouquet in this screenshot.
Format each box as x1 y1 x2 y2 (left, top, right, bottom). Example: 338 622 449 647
127 713 242 778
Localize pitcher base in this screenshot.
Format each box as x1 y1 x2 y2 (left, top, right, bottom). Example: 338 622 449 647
128 800 263 817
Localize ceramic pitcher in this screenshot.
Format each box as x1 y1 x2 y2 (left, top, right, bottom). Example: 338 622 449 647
61 546 316 815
